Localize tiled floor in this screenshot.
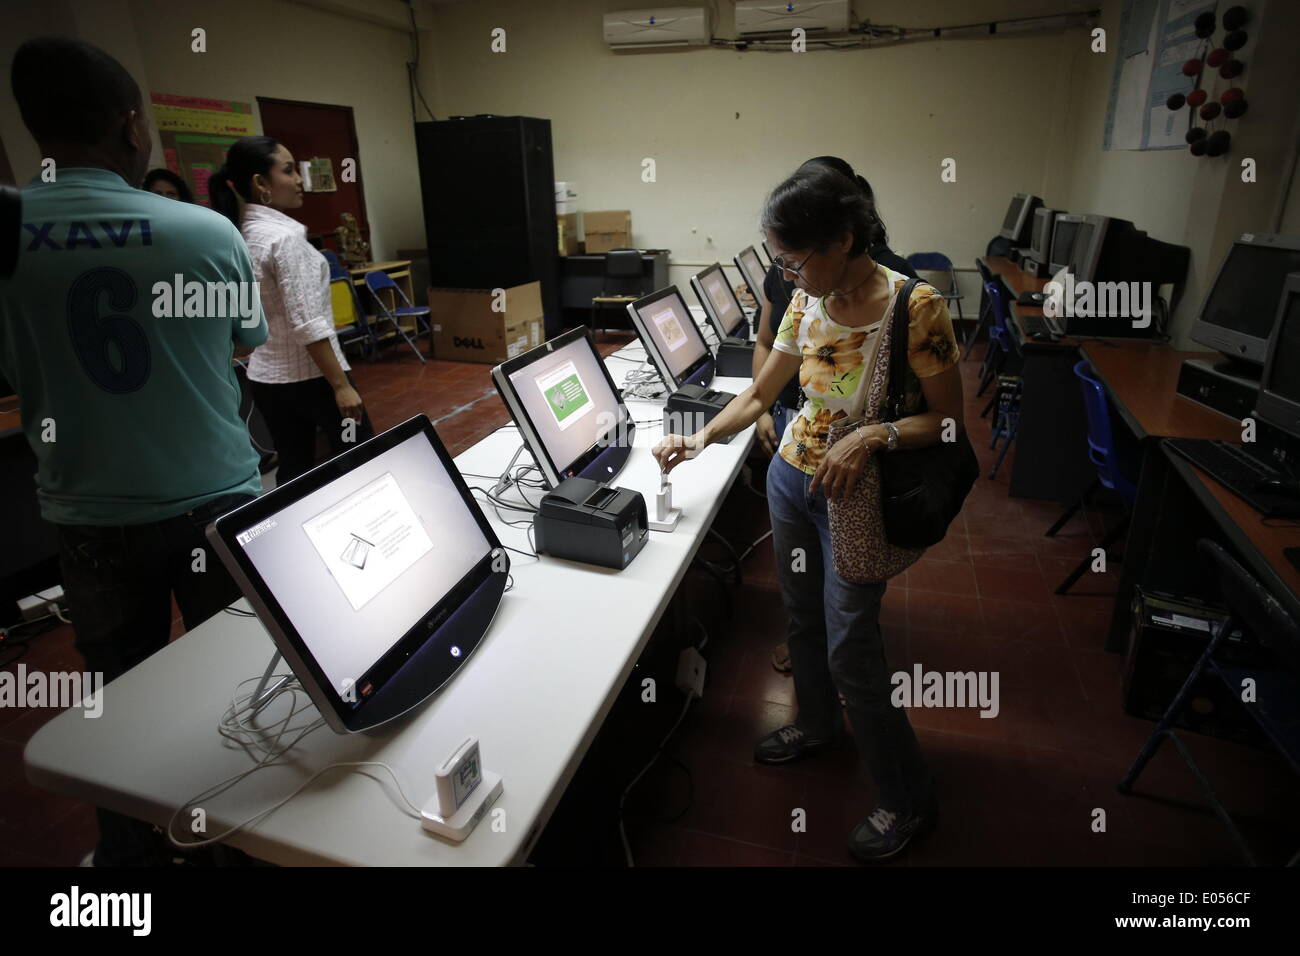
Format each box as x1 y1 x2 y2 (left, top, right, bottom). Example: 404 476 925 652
2 330 1297 866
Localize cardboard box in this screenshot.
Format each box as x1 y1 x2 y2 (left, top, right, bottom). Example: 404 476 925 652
584 210 632 254
427 282 544 364
557 213 581 257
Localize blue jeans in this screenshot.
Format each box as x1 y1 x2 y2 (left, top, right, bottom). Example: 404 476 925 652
766 455 931 813
56 491 256 865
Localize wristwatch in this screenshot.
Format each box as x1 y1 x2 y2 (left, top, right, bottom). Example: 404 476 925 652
881 421 901 451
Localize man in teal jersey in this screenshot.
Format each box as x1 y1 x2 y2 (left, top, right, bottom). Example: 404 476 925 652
1 37 268 865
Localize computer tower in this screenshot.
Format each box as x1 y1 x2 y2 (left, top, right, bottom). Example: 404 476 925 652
414 116 559 330
1123 588 1266 746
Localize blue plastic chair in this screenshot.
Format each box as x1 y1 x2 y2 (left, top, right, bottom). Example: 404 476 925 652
320 248 343 270
964 258 997 359
988 375 1022 480
977 279 1014 405
1044 359 1139 594
364 270 430 363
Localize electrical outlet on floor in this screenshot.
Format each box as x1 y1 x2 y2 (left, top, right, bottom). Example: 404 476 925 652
676 647 706 700
17 585 65 622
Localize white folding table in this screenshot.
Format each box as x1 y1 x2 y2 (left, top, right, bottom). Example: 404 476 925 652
24 324 756 866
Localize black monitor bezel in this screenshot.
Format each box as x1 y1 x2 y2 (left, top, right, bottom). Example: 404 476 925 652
207 415 506 733
999 193 1040 242
1069 214 1110 284
1028 207 1059 262
1049 213 1085 274
625 284 714 390
1190 233 1300 366
1255 273 1300 438
690 262 749 340
734 246 769 313
490 326 634 488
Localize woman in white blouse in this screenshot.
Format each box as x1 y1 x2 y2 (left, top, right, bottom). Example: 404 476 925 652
210 136 372 484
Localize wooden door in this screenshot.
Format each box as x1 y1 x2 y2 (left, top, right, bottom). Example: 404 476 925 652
257 97 369 252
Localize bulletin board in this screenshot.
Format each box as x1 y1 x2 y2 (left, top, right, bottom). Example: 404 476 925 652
150 92 259 205
1104 0 1218 151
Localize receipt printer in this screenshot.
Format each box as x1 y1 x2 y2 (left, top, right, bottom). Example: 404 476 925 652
664 384 736 444
534 477 648 570
715 338 755 378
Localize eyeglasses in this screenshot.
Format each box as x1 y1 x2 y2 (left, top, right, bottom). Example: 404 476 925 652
770 249 815 277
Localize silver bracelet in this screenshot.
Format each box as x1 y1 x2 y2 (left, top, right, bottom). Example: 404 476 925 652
881 421 901 451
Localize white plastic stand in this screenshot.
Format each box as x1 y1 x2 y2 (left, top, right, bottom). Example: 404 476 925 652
647 474 681 532
421 771 503 842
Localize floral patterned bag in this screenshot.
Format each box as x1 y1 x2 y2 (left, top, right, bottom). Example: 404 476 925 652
825 282 926 584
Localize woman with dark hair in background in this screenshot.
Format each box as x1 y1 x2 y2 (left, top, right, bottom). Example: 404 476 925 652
142 167 192 202
655 163 963 863
755 157 916 673
209 135 373 485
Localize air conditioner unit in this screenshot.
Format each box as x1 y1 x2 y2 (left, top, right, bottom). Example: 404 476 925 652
735 0 851 36
603 7 711 48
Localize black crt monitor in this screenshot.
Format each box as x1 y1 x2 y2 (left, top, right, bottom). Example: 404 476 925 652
1028 207 1059 263
1191 233 1300 369
207 415 508 734
1074 216 1191 314
690 262 750 341
625 285 715 389
760 240 774 266
490 326 635 488
1256 274 1300 440
734 246 769 315
999 193 1041 245
1049 214 1084 275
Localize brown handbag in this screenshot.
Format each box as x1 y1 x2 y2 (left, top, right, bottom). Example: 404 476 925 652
825 282 926 585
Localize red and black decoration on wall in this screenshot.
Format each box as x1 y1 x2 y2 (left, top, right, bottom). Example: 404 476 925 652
1166 4 1250 157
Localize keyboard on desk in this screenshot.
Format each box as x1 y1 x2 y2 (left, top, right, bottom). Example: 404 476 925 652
1165 438 1300 518
1020 314 1060 338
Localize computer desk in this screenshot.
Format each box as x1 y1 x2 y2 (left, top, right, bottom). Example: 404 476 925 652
1108 441 1300 658
1079 343 1300 654
23 323 756 866
979 257 1230 506
978 256 1093 502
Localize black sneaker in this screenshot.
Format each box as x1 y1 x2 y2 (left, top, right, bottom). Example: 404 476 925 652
847 799 937 864
753 724 839 765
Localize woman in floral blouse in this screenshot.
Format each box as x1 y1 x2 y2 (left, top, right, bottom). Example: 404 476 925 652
653 163 964 863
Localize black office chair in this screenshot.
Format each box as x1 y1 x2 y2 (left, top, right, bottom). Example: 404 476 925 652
1118 539 1300 867
590 248 643 333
